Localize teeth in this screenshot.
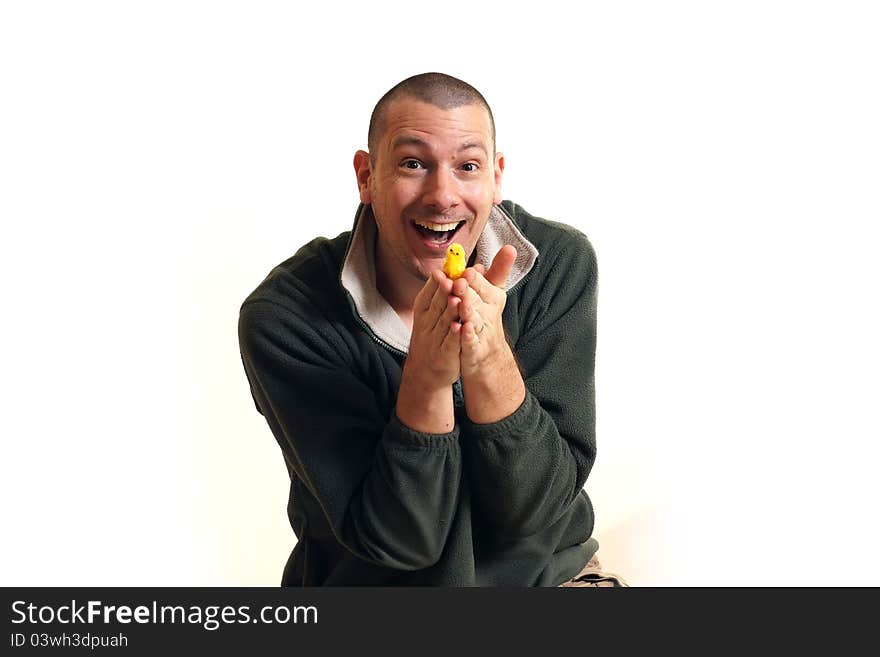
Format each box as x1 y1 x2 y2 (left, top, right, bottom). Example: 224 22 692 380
414 219 462 232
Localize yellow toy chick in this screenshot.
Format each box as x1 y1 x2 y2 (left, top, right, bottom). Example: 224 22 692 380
442 243 467 280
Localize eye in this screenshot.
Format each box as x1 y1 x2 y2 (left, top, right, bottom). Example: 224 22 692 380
401 159 424 170
461 162 478 172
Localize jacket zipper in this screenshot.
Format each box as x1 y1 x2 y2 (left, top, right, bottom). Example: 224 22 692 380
346 299 408 358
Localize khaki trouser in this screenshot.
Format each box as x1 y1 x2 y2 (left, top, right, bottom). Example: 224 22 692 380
558 554 629 587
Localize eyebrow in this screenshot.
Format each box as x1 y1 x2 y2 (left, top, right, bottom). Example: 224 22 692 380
390 135 488 155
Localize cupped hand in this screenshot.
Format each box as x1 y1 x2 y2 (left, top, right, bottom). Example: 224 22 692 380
405 269 463 387
454 245 517 377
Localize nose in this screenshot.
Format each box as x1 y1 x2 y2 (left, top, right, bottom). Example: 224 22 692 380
422 166 459 212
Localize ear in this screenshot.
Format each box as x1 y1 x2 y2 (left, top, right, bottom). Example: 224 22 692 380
353 150 372 204
492 152 505 205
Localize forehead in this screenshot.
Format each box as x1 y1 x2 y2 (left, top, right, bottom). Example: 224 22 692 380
379 98 493 153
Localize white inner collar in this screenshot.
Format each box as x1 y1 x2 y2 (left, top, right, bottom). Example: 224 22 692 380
340 204 539 354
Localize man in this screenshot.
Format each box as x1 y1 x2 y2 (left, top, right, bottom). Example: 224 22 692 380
239 73 621 586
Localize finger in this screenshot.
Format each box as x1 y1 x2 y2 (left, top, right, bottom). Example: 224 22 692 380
460 320 480 350
429 295 461 350
473 263 486 276
451 276 469 297
415 270 442 311
458 290 483 325
485 245 517 288
427 273 454 322
439 319 462 357
429 272 452 315
441 294 462 324
462 267 499 304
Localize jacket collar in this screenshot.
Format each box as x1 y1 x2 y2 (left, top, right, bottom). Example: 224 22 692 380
340 203 539 354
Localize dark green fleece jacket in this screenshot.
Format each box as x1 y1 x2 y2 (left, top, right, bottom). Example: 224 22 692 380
238 200 598 586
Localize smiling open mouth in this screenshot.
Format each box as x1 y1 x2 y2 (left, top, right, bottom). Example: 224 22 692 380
412 219 466 246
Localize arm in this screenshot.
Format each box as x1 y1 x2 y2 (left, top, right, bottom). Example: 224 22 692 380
239 298 462 571
458 235 598 538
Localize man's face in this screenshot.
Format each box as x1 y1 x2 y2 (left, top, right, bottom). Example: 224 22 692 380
355 97 504 286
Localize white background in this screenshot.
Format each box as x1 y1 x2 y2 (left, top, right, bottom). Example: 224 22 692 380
1 1 878 586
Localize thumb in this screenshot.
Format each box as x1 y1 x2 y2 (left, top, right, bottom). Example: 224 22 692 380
486 245 517 288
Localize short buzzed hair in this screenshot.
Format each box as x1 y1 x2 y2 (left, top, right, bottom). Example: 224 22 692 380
367 72 496 158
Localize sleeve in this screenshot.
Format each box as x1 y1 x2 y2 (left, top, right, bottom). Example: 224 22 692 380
461 234 597 538
239 299 462 571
